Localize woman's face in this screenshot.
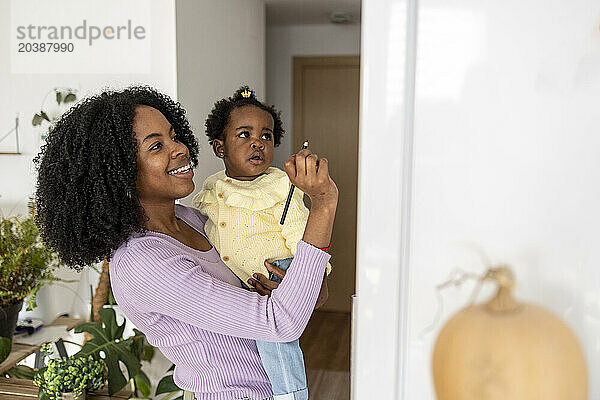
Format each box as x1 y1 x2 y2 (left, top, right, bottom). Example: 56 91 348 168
134 105 195 203
213 105 275 181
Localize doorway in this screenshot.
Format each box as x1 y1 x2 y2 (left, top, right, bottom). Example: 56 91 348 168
292 55 360 313
294 55 360 400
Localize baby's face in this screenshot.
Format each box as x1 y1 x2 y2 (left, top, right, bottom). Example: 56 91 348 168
214 105 275 181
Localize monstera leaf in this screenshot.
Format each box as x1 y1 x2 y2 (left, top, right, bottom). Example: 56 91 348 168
74 308 142 396
156 364 183 399
0 337 11 364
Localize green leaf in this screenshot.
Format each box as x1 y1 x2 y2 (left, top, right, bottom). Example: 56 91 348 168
0 337 10 364
131 334 144 361
55 91 62 104
32 113 43 126
63 93 76 103
130 329 153 362
99 308 124 340
74 315 141 396
107 286 117 306
155 374 181 395
40 111 50 122
134 370 151 398
5 365 36 379
142 344 154 362
39 392 51 400
103 350 128 395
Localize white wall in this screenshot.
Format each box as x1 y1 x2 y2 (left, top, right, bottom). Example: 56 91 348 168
355 0 600 398
3 0 267 323
0 0 177 323
266 24 360 167
0 0 177 217
176 0 265 205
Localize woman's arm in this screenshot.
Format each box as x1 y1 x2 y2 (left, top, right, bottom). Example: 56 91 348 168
315 272 328 309
112 239 329 343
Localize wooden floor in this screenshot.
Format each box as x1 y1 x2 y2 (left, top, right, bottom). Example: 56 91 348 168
300 310 351 400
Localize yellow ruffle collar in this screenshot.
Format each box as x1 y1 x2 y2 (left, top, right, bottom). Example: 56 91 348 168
194 167 291 211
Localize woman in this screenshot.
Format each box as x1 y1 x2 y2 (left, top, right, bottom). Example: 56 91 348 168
34 87 337 400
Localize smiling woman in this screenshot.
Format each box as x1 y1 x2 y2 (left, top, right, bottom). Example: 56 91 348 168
33 86 338 400
34 86 199 269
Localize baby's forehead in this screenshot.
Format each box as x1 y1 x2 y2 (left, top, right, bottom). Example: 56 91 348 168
229 105 274 127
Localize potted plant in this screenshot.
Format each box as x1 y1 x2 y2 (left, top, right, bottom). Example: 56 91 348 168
34 344 105 400
0 204 59 340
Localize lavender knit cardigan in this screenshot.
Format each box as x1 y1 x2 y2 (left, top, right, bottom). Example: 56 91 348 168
109 205 329 400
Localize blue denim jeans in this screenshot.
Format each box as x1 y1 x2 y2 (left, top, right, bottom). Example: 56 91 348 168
246 258 309 400
235 398 274 400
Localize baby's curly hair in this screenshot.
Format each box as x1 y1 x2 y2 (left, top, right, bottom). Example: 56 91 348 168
205 86 284 146
34 86 199 270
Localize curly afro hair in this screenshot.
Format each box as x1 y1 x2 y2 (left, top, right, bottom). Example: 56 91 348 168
205 86 285 147
34 86 199 270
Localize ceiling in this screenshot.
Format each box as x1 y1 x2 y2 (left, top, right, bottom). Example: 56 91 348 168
265 0 361 26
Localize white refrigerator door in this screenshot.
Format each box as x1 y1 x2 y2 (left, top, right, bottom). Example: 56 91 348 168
356 0 600 398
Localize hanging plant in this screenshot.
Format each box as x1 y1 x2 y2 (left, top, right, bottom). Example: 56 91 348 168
32 88 77 127
31 88 77 142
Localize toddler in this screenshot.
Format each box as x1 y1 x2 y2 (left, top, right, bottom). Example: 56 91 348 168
193 86 331 400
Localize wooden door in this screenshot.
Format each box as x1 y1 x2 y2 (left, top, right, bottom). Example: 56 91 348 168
293 56 360 312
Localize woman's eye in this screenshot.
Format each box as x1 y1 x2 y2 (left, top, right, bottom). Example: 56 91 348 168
238 131 250 138
262 133 272 140
150 142 162 151
171 135 179 142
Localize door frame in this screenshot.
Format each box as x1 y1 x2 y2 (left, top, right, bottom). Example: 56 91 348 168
292 55 360 313
353 0 417 399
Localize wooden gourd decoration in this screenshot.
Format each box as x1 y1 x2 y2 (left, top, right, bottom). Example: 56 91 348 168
432 266 588 400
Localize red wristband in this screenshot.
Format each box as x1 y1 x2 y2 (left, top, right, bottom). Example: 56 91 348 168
319 243 332 252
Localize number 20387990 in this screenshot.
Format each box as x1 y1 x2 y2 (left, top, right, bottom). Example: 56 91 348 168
18 42 74 52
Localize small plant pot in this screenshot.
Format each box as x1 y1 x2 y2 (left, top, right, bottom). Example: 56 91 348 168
58 391 86 400
0 300 24 341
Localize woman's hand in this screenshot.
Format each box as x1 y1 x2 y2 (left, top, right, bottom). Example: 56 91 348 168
284 149 338 209
247 261 286 296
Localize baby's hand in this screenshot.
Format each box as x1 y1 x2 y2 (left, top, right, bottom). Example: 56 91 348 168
283 149 338 208
247 261 286 296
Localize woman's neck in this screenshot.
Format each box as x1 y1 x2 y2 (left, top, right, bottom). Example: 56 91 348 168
139 200 182 234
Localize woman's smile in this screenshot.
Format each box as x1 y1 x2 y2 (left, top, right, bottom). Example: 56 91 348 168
167 163 194 178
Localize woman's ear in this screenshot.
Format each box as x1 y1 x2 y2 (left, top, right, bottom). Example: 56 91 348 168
213 139 225 158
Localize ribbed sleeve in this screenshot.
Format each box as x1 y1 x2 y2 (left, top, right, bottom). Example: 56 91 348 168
113 239 329 343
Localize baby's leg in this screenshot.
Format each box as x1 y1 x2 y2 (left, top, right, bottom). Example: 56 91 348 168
257 257 308 400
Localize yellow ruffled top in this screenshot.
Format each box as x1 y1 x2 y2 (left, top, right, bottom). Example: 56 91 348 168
193 167 331 285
